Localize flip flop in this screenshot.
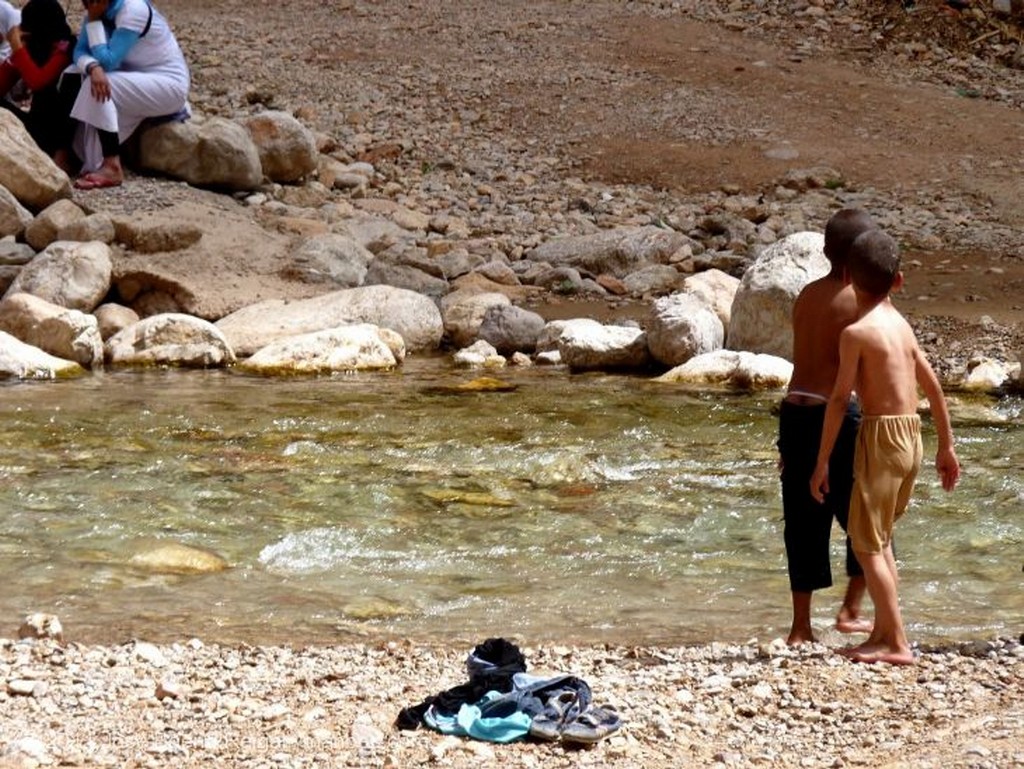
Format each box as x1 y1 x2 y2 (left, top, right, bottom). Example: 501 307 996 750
528 690 578 741
559 706 622 745
74 173 122 190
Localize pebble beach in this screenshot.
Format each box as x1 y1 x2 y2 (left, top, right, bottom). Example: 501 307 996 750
2 636 1023 768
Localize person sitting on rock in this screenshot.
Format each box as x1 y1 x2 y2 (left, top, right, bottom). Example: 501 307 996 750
0 0 81 171
0 0 18 61
71 0 190 189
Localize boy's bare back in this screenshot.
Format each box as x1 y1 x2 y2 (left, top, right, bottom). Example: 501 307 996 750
835 300 922 417
789 278 858 399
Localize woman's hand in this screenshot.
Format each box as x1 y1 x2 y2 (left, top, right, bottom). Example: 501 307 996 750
89 64 112 102
85 0 110 23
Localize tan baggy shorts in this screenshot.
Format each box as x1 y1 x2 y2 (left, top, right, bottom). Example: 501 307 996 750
849 414 923 554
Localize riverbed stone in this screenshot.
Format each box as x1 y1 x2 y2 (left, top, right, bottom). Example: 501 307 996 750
111 217 204 254
3 240 113 312
280 233 373 287
476 304 546 355
239 324 404 374
94 303 141 340
0 109 72 210
622 264 684 296
106 313 236 368
0 185 32 239
128 542 229 574
0 330 85 379
656 349 793 391
0 292 104 368
0 239 35 266
557 318 650 371
453 339 506 369
646 293 724 367
57 213 116 245
681 268 741 335
24 199 87 251
960 356 1019 392
441 290 511 349
137 116 264 192
240 110 319 184
216 284 444 356
728 232 827 359
526 225 686 278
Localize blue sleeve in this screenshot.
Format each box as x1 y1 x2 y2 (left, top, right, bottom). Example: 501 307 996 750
73 28 90 65
88 26 141 71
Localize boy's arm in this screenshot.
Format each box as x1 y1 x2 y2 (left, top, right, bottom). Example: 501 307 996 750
914 346 960 491
810 328 859 502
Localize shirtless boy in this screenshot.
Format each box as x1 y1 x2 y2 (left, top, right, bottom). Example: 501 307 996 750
810 230 960 665
778 208 876 645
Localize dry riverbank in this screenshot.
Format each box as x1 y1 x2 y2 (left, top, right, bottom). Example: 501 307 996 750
2 635 1023 768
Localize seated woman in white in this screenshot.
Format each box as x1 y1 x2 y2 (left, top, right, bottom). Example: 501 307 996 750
72 0 189 189
0 0 20 62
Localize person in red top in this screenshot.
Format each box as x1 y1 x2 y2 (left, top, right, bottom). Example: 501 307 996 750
1 0 80 169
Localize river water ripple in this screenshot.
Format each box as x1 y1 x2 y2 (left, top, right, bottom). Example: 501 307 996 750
1 362 1020 646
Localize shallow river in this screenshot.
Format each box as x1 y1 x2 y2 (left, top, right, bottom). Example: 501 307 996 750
1 361 1020 647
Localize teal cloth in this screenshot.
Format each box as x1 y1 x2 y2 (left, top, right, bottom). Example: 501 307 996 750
424 691 532 743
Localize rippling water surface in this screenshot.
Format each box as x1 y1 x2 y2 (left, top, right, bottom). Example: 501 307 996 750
1 362 1020 646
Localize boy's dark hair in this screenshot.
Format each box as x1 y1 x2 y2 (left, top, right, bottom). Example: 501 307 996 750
848 230 900 297
824 208 876 267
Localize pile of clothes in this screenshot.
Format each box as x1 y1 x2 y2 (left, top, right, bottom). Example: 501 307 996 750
396 638 622 745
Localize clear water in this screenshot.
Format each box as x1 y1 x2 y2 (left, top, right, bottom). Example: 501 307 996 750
1 361 1020 646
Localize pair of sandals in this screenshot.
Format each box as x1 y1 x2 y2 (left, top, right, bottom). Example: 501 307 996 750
529 691 622 745
74 172 122 190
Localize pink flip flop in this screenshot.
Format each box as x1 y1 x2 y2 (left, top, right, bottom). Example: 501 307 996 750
74 173 122 190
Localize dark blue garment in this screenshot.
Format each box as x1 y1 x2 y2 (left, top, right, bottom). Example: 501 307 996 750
778 400 861 592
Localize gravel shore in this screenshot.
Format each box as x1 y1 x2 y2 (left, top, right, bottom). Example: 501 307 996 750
2 636 1023 768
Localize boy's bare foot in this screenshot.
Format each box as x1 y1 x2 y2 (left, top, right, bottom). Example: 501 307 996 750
840 641 915 665
786 622 816 645
835 615 873 634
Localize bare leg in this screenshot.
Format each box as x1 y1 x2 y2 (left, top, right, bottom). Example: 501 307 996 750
835 575 873 634
844 546 914 665
787 591 815 645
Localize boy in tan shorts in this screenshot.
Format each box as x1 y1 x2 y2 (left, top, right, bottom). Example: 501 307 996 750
809 230 960 665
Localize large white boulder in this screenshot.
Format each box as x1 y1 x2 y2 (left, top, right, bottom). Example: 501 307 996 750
3 240 112 311
557 318 649 371
106 313 236 368
646 293 724 367
0 330 84 379
216 285 443 356
656 349 793 391
138 116 264 191
728 232 827 359
0 292 103 368
239 324 404 375
0 109 72 210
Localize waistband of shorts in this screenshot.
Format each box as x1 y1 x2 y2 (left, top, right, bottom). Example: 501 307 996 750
860 413 921 423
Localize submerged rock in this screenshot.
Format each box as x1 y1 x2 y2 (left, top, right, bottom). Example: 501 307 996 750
128 542 229 574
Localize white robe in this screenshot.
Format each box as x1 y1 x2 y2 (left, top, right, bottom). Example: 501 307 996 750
71 0 190 171
0 1 20 64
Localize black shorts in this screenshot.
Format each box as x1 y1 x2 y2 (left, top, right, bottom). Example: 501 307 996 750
778 401 861 593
